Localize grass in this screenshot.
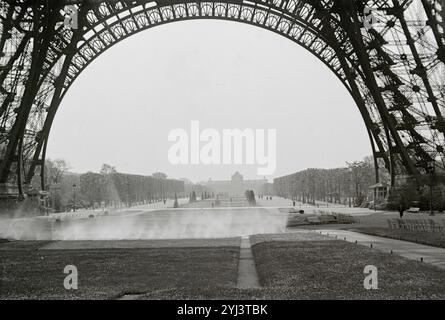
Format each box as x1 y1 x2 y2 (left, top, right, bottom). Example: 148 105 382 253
0 241 239 299
1 231 445 299
250 238 445 299
351 227 445 248
292 212 445 247
124 235 445 300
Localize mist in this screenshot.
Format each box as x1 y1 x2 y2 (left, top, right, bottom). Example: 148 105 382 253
0 208 288 241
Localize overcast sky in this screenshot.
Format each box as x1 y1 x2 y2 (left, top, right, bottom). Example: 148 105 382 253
46 20 371 183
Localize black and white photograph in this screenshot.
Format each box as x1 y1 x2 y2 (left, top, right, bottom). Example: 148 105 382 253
0 0 444 309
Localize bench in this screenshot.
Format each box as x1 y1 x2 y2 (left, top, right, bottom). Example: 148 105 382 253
286 215 309 227
305 216 322 224
318 215 337 224
406 207 420 213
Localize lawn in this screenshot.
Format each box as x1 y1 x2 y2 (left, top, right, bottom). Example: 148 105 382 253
0 241 239 299
2 234 444 300
350 227 445 248
250 237 445 299
290 212 445 249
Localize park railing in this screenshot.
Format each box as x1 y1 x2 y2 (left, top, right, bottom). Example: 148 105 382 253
387 218 445 233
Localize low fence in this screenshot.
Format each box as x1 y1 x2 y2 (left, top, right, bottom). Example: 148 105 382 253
286 211 357 227
387 218 445 233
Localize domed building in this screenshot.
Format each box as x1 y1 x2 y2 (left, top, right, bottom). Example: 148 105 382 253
206 172 268 196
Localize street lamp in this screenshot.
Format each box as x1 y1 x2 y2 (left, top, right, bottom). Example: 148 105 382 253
301 178 306 204
428 161 436 216
126 179 130 207
73 184 77 212
348 167 353 207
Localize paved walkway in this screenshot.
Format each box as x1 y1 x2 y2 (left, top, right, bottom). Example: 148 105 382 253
317 229 445 270
237 236 260 288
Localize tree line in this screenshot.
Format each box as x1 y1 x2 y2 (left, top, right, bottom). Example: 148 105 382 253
44 161 184 211
274 159 375 207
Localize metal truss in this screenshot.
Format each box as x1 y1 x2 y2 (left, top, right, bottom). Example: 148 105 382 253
0 0 444 196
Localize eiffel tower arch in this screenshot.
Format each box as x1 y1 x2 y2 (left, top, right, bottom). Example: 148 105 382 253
0 0 444 198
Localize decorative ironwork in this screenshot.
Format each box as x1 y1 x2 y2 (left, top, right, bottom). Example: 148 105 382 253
0 0 444 195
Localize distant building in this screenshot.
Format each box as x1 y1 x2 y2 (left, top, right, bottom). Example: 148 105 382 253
369 182 390 205
206 172 268 196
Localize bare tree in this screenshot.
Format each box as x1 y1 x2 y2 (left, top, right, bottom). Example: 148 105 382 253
45 159 70 186
347 161 374 206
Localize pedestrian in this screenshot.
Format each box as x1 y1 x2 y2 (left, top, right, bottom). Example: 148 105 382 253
293 200 296 207
398 204 404 219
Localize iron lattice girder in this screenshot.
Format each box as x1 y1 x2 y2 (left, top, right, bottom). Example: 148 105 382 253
371 1 444 163
0 0 444 193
